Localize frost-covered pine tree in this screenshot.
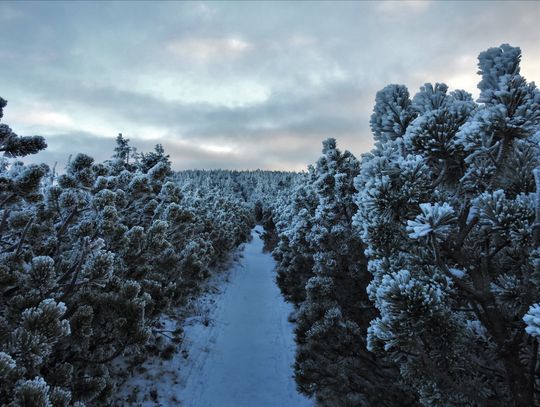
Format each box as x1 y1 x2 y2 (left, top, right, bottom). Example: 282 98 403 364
136 143 171 174
1 102 254 405
112 133 133 165
293 139 416 406
273 169 318 305
355 44 540 406
0 98 47 159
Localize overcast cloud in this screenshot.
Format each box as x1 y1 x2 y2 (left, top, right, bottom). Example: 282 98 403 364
1 1 539 170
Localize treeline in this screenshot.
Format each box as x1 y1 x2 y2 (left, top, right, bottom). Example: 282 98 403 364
176 168 299 209
268 44 540 406
0 114 265 404
176 169 300 251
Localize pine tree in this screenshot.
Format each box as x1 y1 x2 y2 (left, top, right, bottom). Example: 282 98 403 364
0 102 255 405
0 98 47 158
293 139 416 406
137 143 171 174
274 169 318 304
355 44 540 406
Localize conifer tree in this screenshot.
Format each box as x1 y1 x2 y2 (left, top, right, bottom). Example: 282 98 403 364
355 44 540 406
274 169 318 304
0 101 255 405
293 139 416 406
0 98 47 159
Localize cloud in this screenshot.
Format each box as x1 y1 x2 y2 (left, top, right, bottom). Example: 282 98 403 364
21 131 116 170
0 4 23 22
10 109 74 129
1 1 540 171
373 0 431 16
166 36 253 64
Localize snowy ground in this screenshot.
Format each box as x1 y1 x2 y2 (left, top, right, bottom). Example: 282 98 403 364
115 226 312 407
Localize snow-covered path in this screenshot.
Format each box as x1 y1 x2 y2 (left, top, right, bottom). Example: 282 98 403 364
114 226 312 406
180 225 312 407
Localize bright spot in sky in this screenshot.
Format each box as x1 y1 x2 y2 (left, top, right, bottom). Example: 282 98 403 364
165 36 253 64
145 76 270 108
200 144 235 155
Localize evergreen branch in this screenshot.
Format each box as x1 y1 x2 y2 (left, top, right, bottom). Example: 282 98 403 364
0 192 16 208
431 239 482 300
530 339 539 399
487 239 510 259
56 207 78 239
152 329 175 340
14 216 33 258
431 160 447 188
533 167 540 247
0 208 9 238
454 215 478 250
495 137 510 165
60 237 90 300
53 192 64 222
71 345 127 365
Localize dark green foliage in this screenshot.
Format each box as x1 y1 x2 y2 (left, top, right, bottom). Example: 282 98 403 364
0 104 254 405
136 143 171 174
273 139 418 406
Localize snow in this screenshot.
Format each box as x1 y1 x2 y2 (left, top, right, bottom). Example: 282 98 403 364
524 304 540 338
115 226 312 407
179 225 312 407
448 268 466 279
406 202 455 239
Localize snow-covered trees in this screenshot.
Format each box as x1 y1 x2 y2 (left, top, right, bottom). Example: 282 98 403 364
294 139 370 406
273 139 416 406
2 43 538 406
0 103 254 405
0 98 47 159
270 44 539 407
355 44 540 406
273 172 318 304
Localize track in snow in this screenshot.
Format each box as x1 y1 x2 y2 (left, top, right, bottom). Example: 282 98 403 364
179 225 312 407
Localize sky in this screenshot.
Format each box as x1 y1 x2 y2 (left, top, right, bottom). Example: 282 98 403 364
0 1 539 171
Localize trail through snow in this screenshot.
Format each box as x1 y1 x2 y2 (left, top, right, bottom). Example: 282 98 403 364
179 225 312 407
115 226 312 406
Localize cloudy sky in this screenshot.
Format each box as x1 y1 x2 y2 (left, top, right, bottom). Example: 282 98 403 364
1 1 539 171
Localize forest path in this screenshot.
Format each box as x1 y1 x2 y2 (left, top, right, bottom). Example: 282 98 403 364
179 225 312 407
